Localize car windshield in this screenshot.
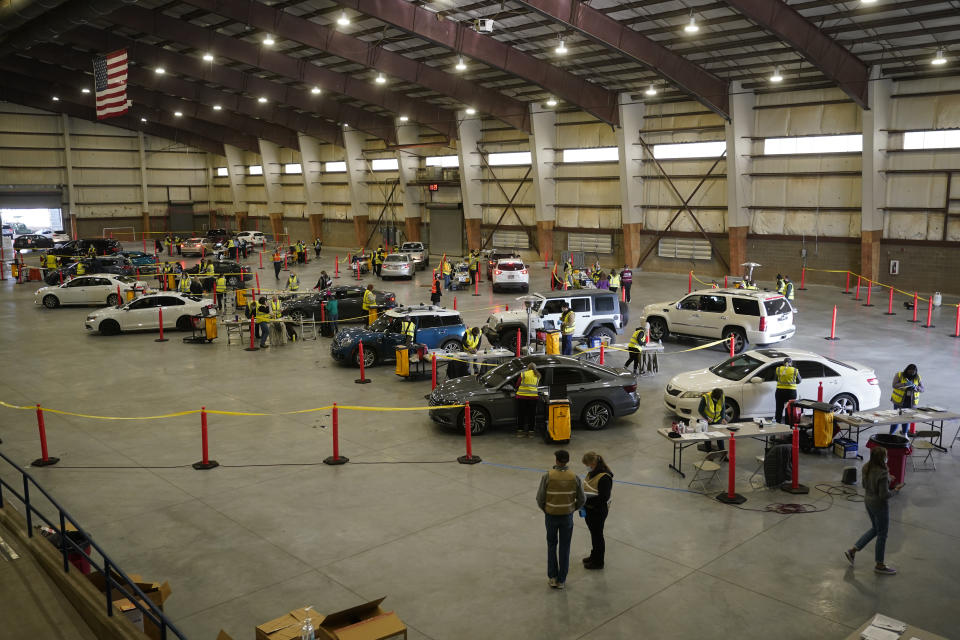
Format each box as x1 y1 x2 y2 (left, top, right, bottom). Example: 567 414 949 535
116 276 137 284
369 314 394 331
497 262 523 271
764 297 792 316
709 354 765 381
400 243 421 251
385 255 406 262
480 359 525 388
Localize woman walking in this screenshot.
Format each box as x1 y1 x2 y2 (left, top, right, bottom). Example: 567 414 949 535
581 451 613 570
844 446 902 575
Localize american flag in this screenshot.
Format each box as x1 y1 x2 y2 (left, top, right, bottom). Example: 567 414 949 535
93 49 128 120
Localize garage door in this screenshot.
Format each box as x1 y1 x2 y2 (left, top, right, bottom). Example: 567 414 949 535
429 206 463 256
0 190 62 209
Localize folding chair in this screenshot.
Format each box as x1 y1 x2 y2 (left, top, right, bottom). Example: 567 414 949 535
911 430 938 471
688 450 726 492
748 455 765 489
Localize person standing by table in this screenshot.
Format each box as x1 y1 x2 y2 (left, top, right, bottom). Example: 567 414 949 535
890 364 923 435
620 265 633 302
536 449 585 590
255 296 271 348
844 445 902 575
624 326 644 375
775 357 801 424
362 284 377 325
697 388 728 452
463 326 482 373
515 362 541 438
314 270 332 291
325 295 339 335
215 274 227 311
314 238 322 259
581 451 612 571
560 302 575 356
430 273 442 306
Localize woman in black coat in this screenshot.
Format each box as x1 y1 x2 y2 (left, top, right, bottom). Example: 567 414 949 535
581 451 613 570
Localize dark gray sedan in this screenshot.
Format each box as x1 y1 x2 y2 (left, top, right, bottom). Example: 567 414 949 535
427 355 639 434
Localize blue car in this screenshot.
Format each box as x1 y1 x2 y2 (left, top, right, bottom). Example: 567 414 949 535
121 251 160 268
331 305 467 367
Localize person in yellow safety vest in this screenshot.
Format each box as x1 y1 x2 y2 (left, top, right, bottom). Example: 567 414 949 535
178 273 192 293
286 272 299 291
400 315 416 346
255 296 271 347
535 449 585 589
697 388 729 452
44 253 58 270
75 261 87 276
783 276 795 302
563 261 573 289
215 274 227 311
743 279 758 290
463 327 482 373
174 235 182 256
775 357 801 424
624 326 644 375
776 274 786 294
441 258 452 290
374 246 384 277
560 302 575 356
269 294 283 319
362 284 377 325
890 364 923 435
87 244 97 257
515 362 542 437
469 250 481 285
609 270 620 293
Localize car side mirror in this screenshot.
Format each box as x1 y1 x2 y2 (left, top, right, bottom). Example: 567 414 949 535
675 302 682 310
749 377 762 384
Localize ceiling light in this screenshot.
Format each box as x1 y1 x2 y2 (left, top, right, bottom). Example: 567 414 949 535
343 123 349 128
81 88 90 94
375 73 386 84
174 111 183 117
860 0 877 4
258 96 268 103
645 84 657 96
555 38 567 55
932 48 947 65
213 104 222 111
202 52 214 62
399 115 409 122
155 67 165 74
337 11 350 26
311 86 321 95
262 35 275 46
52 96 59 101
140 117 147 123
684 12 699 34
465 107 476 115
770 66 783 83
455 57 467 72
546 96 557 107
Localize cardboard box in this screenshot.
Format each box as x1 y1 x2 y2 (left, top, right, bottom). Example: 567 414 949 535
87 571 172 640
255 606 317 640
317 598 406 640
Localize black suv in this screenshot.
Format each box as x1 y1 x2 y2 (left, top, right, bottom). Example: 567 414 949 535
50 239 122 258
205 228 230 243
185 259 252 286
43 256 136 284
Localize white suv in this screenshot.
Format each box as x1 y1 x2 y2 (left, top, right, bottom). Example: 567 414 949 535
639 288 795 353
491 258 529 293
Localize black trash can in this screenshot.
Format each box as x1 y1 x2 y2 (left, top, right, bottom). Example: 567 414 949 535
446 358 469 379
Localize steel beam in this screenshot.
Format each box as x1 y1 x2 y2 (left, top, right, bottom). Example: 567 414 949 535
334 0 618 127
723 0 869 108
512 0 729 120
178 0 531 133
63 25 393 144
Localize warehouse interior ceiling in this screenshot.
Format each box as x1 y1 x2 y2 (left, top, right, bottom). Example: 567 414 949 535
1 0 959 147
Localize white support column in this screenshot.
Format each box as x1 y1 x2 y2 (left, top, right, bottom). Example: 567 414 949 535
725 81 756 273
343 128 370 247
861 69 890 281
297 133 326 241
258 139 285 240
137 131 149 214
529 103 557 260
456 111 484 251
223 144 248 215
616 93 646 265
396 120 422 243
61 114 77 237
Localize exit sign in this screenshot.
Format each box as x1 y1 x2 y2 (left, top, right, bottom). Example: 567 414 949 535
428 183 439 192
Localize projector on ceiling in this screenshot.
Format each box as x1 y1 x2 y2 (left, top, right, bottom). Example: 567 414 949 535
475 18 494 33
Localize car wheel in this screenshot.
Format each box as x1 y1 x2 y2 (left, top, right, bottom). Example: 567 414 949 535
98 319 121 335
830 393 858 415
459 405 491 435
354 344 377 368
724 399 740 423
106 293 119 306
176 315 192 331
500 328 526 354
724 328 748 354
441 339 462 352
492 285 499 293
582 400 612 430
589 326 616 341
648 317 669 341
42 295 59 309
227 275 240 287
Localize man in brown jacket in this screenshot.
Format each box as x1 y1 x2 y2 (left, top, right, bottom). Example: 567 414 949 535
536 449 586 590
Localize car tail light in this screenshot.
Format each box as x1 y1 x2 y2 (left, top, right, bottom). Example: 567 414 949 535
623 384 637 393
493 269 502 275
759 316 766 331
520 269 528 275
867 377 879 386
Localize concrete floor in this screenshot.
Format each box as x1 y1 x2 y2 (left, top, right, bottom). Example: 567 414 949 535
0 249 958 640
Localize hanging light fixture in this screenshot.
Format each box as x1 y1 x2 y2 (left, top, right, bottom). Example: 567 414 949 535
455 57 467 72
213 105 222 111
684 11 699 34
81 88 90 94
337 11 350 26
202 52 214 62
258 96 268 103
546 96 557 107
555 37 567 55
311 86 321 95
645 84 658 96
154 67 165 74
375 72 386 84
51 96 59 101
140 117 148 123
174 111 183 117
262 34 275 46
465 107 476 115
931 48 947 65
770 66 783 82
399 115 409 122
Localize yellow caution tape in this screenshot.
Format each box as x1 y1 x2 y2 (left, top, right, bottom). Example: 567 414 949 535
41 408 201 420
0 400 32 411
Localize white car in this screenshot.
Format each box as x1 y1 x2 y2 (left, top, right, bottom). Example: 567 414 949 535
380 253 415 279
398 242 426 270
491 258 529 293
85 292 214 335
235 231 267 246
663 348 881 422
181 237 217 256
35 274 150 308
52 230 70 243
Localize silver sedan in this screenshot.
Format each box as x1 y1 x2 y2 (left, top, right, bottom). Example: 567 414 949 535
380 253 415 280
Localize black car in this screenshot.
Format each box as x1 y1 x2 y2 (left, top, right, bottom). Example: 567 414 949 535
185 259 252 286
205 228 230 243
43 256 136 285
13 234 54 249
50 239 122 258
281 285 397 322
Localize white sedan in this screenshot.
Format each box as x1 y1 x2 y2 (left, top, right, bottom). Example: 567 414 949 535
235 231 267 246
491 258 529 293
35 274 150 308
663 348 881 422
85 293 214 335
380 253 415 279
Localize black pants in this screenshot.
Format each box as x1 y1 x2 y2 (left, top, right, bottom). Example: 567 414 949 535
517 397 539 433
274 262 282 279
625 346 641 372
584 505 607 566
622 282 632 302
775 388 798 423
375 263 382 277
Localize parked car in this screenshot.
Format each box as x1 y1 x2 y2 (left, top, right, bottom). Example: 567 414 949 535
428 355 639 434
50 238 122 258
282 286 396 322
51 230 70 243
37 229 53 237
486 250 520 280
85 292 214 335
205 228 230 243
181 237 218 256
398 242 426 270
483 289 623 352
491 258 529 293
35 274 150 308
44 256 137 285
120 251 160 267
184 259 252 286
1 224 13 238
331 305 466 367
380 253 415 280
663 348 881 422
235 231 267 247
13 234 54 250
639 288 795 354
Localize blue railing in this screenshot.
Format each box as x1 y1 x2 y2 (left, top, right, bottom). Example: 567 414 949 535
0 450 187 639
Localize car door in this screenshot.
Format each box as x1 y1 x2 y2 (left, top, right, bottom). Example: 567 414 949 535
540 299 566 331
89 277 114 304
694 294 729 337
738 363 779 417
156 296 188 329
794 360 826 402
122 296 158 329
671 295 703 334
571 297 591 334
414 314 443 346
551 366 593 416
337 287 364 321
378 317 407 352
59 277 94 304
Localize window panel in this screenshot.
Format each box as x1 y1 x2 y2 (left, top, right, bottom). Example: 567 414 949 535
425 155 459 168
215 167 228 177
488 151 531 166
561 147 618 163
653 141 726 159
571 298 590 313
284 163 302 174
248 165 263 175
371 158 399 171
903 130 960 150
324 161 346 172
763 135 862 155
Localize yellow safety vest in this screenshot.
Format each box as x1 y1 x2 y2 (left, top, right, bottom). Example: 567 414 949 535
442 262 452 275
215 276 227 293
178 276 191 292
561 310 575 335
205 263 215 275
517 370 540 398
75 263 86 275
401 320 416 339
287 275 299 291
776 365 799 390
362 289 376 311
45 254 58 268
628 329 645 349
890 372 921 405
776 279 785 294
544 468 578 515
784 282 794 301
375 250 384 265
610 274 620 288
270 300 282 318
464 331 480 350
255 305 271 323
701 393 724 423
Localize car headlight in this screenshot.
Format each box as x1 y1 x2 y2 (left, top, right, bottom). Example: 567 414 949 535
680 391 703 399
86 315 96 321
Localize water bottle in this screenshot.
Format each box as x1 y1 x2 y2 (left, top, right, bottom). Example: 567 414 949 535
301 612 315 640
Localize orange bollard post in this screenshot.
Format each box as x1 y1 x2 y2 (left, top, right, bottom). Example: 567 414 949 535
516 328 522 355
599 342 605 365
922 296 935 328
31 404 59 467
716 429 746 504
116 285 122 307
431 353 437 390
688 271 693 293
724 275 728 288
244 317 258 351
885 287 896 315
825 305 838 340
506 304 509 311
323 403 348 465
908 292 919 322
853 275 862 301
473 274 480 296
335 256 340 278
782 426 809 494
192 407 219 470
799 267 807 290
729 334 736 358
818 381 824 402
453 296 457 310
457 401 481 464
258 250 263 270
355 341 371 384
843 271 851 294
863 280 873 307
155 307 168 342
954 305 960 338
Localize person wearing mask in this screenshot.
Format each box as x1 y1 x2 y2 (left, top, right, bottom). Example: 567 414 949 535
442 258 452 290
515 362 541 438
272 248 283 280
325 295 339 335
463 327 482 373
469 250 481 285
165 236 173 256
597 272 609 289
178 272 192 293
269 294 283 319
560 302 575 356
624 326 645 375
286 272 299 292
313 238 323 259
783 276 795 302
430 273 442 306
696 388 728 452
314 270 332 291
844 446 902 575
775 357 801 424
43 252 58 273
609 270 620 293
581 452 613 570
374 245 384 277
620 265 633 302
536 449 585 590
75 260 87 276
297 240 306 264
400 314 416 346
255 296 271 348
240 238 248 259
362 284 377 325
174 235 182 256
563 260 573 289
890 364 923 435
215 274 227 311
776 273 785 295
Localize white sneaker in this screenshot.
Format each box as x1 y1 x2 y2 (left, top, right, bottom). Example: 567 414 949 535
548 578 558 588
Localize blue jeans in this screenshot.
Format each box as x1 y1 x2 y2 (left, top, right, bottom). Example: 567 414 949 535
889 402 911 435
259 322 269 347
444 274 451 290
545 513 574 583
562 334 573 356
329 312 338 334
854 501 889 564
